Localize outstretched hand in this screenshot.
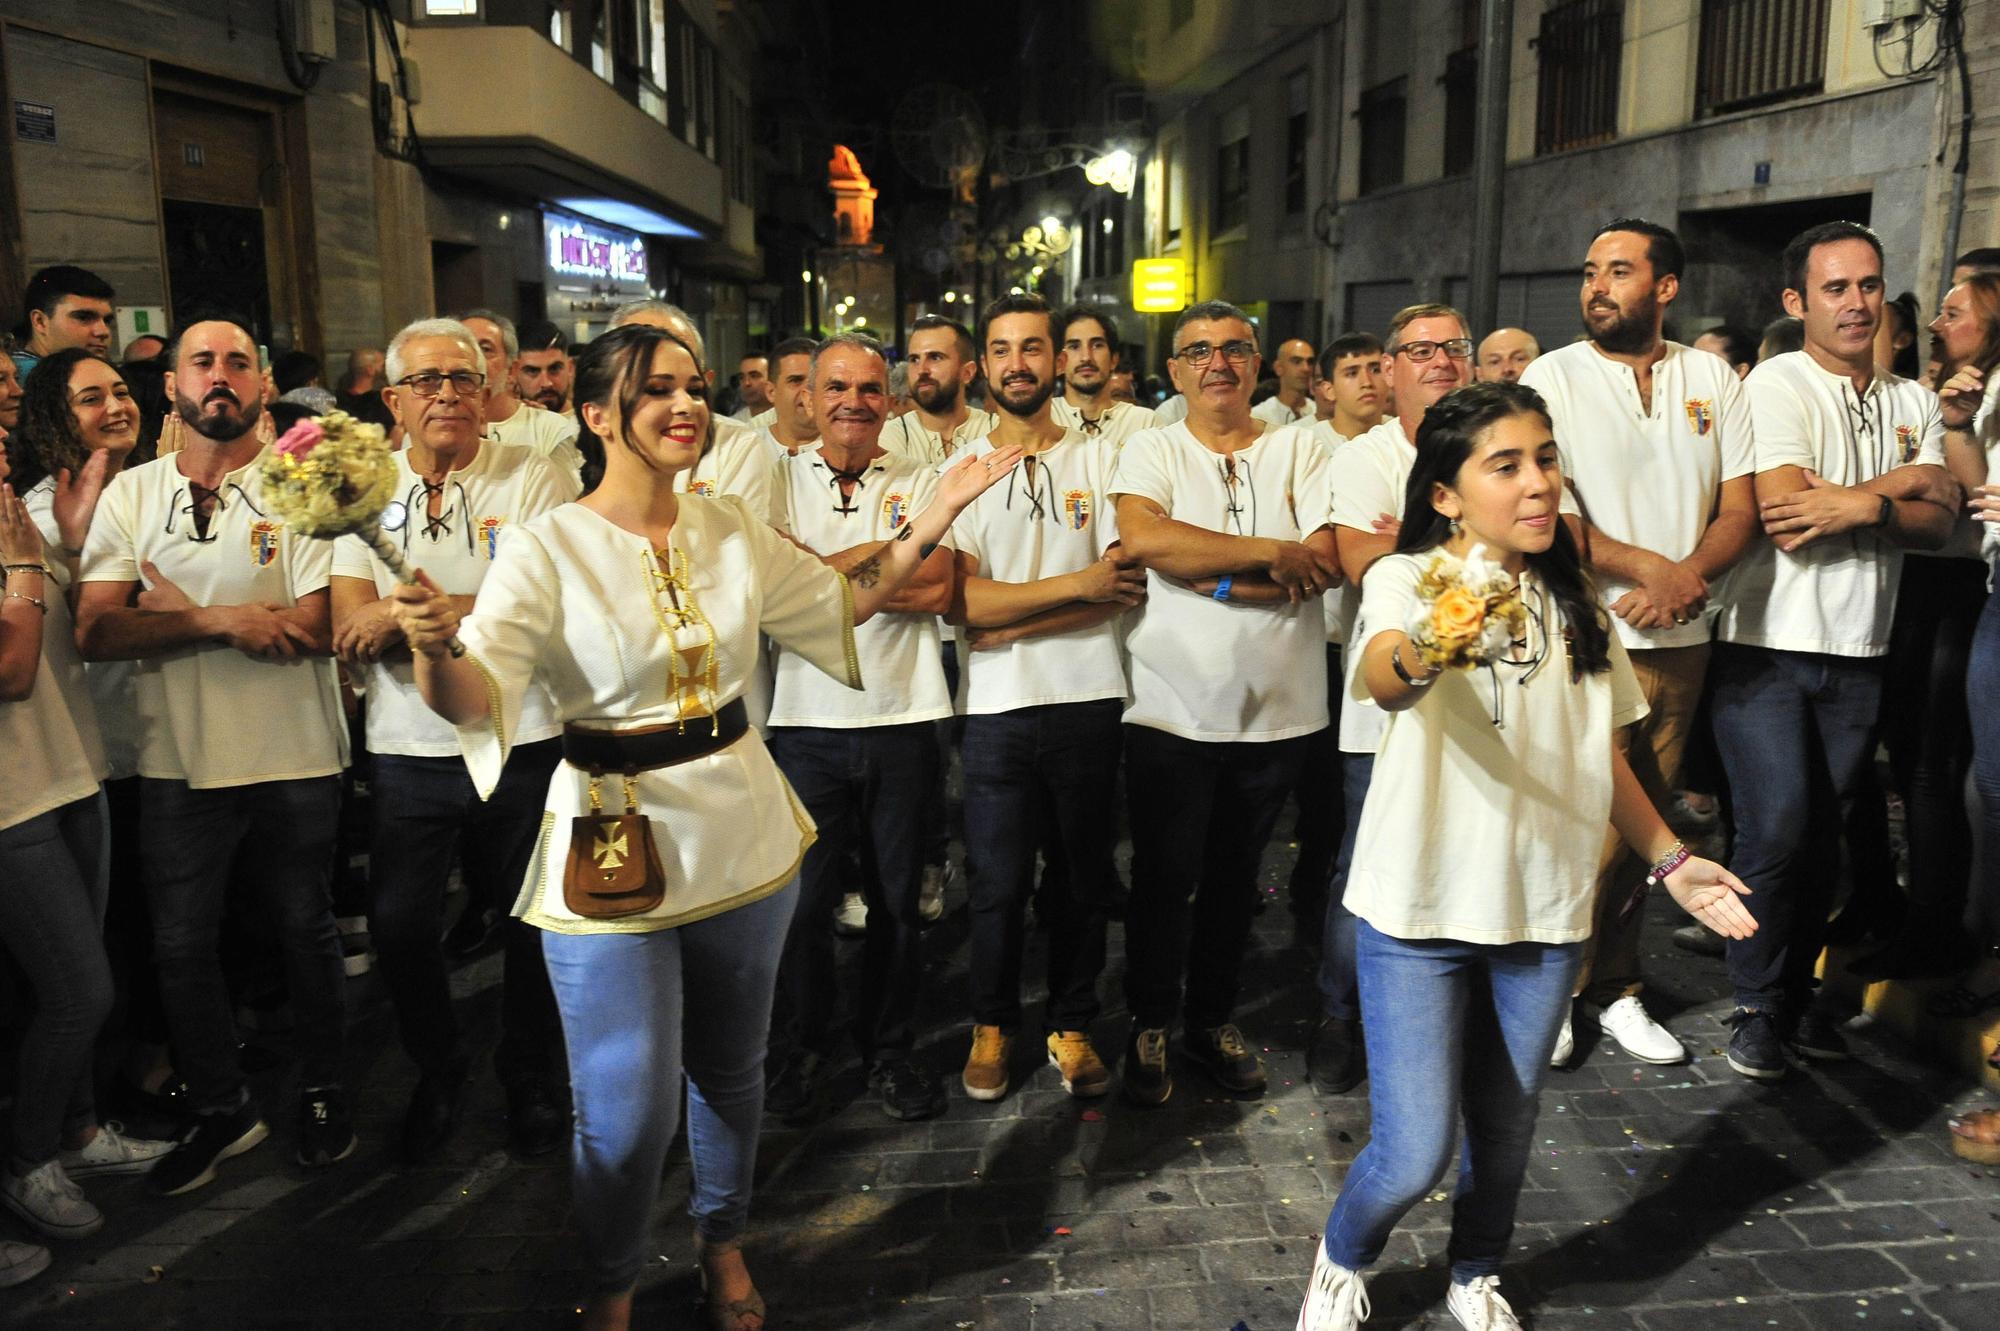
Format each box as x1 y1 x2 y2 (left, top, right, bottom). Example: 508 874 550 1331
1662 856 1757 940
937 445 1027 511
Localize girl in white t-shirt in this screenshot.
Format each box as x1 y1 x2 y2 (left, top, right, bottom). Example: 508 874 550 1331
1296 383 1757 1331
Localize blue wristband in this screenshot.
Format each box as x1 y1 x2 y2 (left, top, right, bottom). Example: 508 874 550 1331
1213 576 1234 602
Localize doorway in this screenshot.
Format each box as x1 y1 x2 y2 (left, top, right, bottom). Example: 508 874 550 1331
161 199 272 341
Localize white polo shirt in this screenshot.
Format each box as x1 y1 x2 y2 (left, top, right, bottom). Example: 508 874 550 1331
79 449 347 789
952 430 1128 714
880 408 998 466
1521 341 1756 651
766 445 953 727
488 400 584 481
1715 352 1945 658
1051 397 1158 451
1109 421 1332 743
1251 396 1313 428
332 441 571 758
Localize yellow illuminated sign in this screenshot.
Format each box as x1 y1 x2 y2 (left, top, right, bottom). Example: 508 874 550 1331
1131 258 1188 312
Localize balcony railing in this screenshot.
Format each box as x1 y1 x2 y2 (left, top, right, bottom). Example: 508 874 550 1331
1534 0 1623 156
1696 0 1830 116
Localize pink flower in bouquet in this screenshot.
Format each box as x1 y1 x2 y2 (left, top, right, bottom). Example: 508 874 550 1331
274 417 325 458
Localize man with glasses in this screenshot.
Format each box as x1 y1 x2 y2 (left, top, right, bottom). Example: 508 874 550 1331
76 318 353 1194
1109 300 1339 1106
329 318 578 1164
1520 219 1759 1069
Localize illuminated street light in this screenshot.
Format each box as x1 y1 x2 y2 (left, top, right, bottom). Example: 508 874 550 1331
1083 148 1137 195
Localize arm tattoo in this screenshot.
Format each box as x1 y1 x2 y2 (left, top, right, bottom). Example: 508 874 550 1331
850 554 884 588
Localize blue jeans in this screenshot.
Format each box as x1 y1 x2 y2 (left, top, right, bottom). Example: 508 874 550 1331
1122 725 1307 1031
961 700 1121 1031
369 740 564 1085
1967 584 2000 942
542 882 797 1294
141 776 346 1112
1323 921 1581 1281
1317 753 1374 1022
1708 643 1885 1014
0 792 111 1168
768 723 937 1061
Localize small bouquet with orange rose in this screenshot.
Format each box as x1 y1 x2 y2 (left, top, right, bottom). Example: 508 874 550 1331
1404 545 1528 671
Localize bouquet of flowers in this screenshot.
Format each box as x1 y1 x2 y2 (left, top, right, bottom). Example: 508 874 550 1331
1404 544 1528 671
260 411 464 656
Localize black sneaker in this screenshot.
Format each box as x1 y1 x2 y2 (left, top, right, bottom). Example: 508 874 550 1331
1186 1023 1267 1094
442 906 504 961
1725 1009 1788 1081
1671 923 1727 958
150 1100 268 1196
1121 1025 1174 1108
296 1086 357 1168
1308 1016 1365 1095
764 1049 828 1126
1788 1006 1851 1062
505 1078 569 1158
869 1057 946 1121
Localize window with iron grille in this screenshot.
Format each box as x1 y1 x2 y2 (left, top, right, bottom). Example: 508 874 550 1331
1357 77 1407 195
1696 0 1829 116
1534 0 1623 156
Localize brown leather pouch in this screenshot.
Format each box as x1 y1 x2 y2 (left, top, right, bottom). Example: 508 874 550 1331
563 776 666 919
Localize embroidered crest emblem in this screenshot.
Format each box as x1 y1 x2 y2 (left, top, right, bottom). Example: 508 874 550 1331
881 492 910 530
592 824 629 871
1063 489 1091 530
689 478 717 498
249 520 281 567
1684 399 1713 437
1895 424 1917 463
478 516 504 559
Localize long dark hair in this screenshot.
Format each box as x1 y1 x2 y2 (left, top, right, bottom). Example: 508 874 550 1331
570 323 713 495
1396 382 1611 680
8 347 141 492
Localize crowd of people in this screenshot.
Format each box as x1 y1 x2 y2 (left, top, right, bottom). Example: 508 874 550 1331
1 215 1998 1331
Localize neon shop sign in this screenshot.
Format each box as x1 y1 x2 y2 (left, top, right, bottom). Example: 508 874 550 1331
546 219 649 284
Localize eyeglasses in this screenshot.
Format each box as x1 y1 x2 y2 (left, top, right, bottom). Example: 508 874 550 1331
1388 339 1474 363
395 370 486 398
1172 340 1257 367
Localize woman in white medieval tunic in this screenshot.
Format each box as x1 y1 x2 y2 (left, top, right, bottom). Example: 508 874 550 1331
389 324 1022 1331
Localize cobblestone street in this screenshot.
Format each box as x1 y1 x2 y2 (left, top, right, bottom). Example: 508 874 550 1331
7 831 1998 1331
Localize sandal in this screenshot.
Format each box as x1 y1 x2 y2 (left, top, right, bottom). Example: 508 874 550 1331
1948 1108 2000 1164
1926 986 2000 1020
694 1235 766 1331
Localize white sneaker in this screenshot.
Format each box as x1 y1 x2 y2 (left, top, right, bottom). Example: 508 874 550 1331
833 891 868 937
1295 1241 1370 1330
0 1160 103 1239
919 862 952 924
1598 995 1687 1065
1549 1007 1574 1068
1446 1274 1522 1330
59 1122 175 1177
0 1239 50 1287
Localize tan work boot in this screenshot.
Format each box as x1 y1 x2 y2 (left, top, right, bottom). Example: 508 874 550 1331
1045 1030 1110 1098
961 1024 1011 1101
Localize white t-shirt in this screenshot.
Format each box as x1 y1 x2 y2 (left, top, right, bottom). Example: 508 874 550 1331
1051 397 1158 451
79 449 347 788
488 400 584 481
1521 341 1757 650
332 442 571 758
678 415 778 528
750 406 777 430
1153 394 1188 425
1344 554 1648 944
952 431 1128 714
766 445 953 727
26 476 140 780
0 526 106 830
879 408 998 466
1109 421 1332 742
1251 396 1312 428
1715 352 1945 658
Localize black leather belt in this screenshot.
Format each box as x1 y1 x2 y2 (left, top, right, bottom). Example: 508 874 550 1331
561 700 748 774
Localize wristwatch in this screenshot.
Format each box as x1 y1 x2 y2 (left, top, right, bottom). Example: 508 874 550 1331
1873 494 1894 529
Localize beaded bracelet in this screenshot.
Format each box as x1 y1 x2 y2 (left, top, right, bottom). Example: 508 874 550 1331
1645 840 1691 887
5 590 46 612
4 562 49 576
